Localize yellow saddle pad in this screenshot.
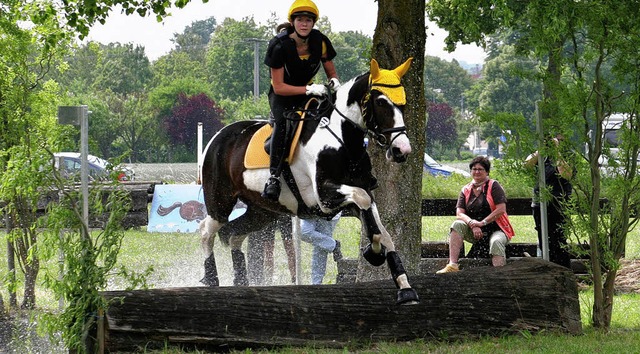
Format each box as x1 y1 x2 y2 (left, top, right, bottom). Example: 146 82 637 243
244 116 305 170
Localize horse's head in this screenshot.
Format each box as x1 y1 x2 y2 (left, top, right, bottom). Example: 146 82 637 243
365 58 413 163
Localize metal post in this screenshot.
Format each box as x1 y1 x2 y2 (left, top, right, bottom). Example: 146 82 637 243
197 122 203 184
81 105 89 231
535 102 549 261
253 40 260 101
292 216 302 285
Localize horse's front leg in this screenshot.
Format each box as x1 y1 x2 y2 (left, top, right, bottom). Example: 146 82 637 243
199 215 221 286
336 187 419 305
360 204 419 305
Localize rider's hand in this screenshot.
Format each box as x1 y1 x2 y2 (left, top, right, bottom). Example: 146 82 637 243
329 78 341 92
305 84 328 96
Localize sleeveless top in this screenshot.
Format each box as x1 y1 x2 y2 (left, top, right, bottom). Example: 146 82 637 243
264 28 337 89
461 179 515 239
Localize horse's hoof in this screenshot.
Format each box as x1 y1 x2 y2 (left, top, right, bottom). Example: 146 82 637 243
363 243 386 266
200 277 219 287
396 288 419 305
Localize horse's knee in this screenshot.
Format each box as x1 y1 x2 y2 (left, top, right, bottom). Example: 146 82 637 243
199 216 221 255
350 188 372 210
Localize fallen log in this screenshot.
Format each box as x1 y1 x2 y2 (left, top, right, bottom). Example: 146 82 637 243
100 258 581 352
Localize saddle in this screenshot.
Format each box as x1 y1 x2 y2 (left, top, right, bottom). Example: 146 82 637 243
243 98 319 169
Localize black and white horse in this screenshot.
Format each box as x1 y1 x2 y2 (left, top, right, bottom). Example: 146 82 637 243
199 58 419 304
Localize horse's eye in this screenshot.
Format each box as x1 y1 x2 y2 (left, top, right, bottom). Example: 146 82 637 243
375 98 386 106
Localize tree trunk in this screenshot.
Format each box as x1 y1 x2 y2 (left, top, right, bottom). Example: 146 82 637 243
359 0 426 282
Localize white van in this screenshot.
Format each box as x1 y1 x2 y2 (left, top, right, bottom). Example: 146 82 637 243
599 113 640 175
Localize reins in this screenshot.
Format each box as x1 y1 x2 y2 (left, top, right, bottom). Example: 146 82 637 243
281 80 408 152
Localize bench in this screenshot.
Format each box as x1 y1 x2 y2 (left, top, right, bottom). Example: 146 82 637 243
336 197 592 283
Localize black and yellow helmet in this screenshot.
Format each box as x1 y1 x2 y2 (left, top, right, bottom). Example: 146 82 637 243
288 0 319 22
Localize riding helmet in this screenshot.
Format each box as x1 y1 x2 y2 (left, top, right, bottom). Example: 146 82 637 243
288 0 319 22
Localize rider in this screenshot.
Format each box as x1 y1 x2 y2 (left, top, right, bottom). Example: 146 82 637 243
262 0 340 200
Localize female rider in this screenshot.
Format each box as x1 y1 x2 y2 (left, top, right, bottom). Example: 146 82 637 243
262 0 340 200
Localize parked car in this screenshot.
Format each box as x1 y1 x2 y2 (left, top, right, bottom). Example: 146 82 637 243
423 153 471 178
53 152 134 182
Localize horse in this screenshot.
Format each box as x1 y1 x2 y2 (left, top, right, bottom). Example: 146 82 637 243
198 58 419 305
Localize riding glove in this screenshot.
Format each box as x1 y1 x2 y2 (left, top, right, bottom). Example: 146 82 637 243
305 84 328 96
329 78 341 92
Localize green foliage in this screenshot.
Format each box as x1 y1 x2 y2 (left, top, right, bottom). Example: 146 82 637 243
38 179 151 352
206 17 271 101
172 16 217 60
328 30 372 81
428 0 640 330
424 55 473 108
92 43 153 95
150 51 209 88
218 94 271 123
421 160 534 200
54 0 193 39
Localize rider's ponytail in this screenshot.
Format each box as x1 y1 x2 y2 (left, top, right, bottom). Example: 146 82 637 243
276 22 292 34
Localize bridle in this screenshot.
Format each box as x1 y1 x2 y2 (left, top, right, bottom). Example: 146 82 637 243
283 80 408 151
324 82 408 151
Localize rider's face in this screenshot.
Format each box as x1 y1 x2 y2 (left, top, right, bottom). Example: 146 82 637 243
293 16 314 36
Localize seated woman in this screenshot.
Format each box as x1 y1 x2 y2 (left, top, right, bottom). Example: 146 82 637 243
436 156 515 273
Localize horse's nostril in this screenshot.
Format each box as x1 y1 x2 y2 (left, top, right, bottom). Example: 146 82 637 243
391 147 408 163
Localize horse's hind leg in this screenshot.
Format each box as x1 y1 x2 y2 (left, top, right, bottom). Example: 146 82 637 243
219 208 277 286
199 215 222 286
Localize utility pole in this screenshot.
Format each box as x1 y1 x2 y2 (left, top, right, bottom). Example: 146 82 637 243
245 38 267 101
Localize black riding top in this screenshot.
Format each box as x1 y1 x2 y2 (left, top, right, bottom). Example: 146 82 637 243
264 28 337 90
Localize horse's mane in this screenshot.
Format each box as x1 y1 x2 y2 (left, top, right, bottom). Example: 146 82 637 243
346 72 371 107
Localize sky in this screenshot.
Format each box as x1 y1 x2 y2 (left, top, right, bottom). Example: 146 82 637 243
86 0 486 65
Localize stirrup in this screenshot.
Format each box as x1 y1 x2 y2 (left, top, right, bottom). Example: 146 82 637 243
262 176 281 200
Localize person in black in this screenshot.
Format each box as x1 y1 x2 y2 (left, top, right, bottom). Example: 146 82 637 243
261 0 339 200
525 134 575 268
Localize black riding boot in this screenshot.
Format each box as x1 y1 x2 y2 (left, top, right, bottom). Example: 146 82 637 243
262 122 287 201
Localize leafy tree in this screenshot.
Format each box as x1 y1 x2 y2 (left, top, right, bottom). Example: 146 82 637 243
427 0 640 330
424 55 473 108
53 42 104 95
92 43 153 95
172 16 217 60
426 102 457 157
163 93 225 161
151 50 208 88
206 17 271 101
329 31 372 81
1 0 71 309
218 94 270 124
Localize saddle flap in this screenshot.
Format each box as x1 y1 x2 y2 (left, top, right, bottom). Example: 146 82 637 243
244 119 305 170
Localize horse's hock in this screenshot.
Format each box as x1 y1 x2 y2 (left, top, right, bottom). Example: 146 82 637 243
100 258 581 352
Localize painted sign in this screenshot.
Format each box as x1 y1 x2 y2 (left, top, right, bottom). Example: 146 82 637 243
147 184 206 233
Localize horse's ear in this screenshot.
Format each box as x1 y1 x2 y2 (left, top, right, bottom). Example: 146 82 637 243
370 59 381 81
393 57 413 79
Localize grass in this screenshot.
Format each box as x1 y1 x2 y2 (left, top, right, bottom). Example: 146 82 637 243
2 216 640 353
2 165 640 352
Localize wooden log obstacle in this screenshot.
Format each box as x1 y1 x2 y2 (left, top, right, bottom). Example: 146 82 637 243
99 258 581 352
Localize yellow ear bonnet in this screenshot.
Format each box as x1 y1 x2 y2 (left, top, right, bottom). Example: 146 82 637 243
369 57 413 106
